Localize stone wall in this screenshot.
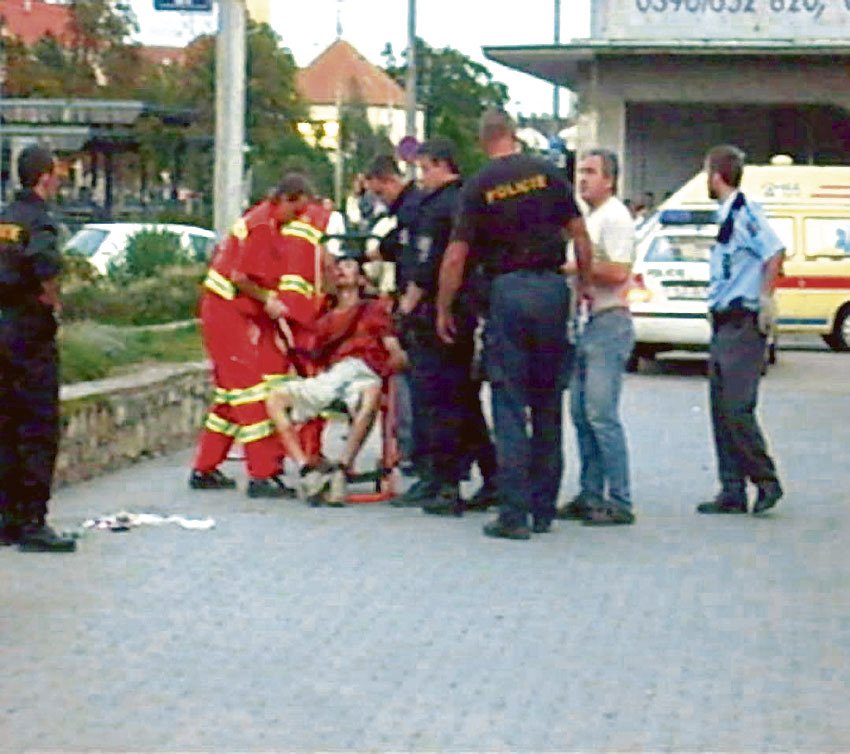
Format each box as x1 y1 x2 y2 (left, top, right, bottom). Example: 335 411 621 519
57 362 211 486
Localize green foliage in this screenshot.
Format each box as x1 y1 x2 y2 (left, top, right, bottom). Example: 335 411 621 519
113 229 185 279
384 39 510 175
62 266 206 326
59 321 204 384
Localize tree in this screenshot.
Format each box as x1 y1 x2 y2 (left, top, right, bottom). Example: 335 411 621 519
384 39 510 174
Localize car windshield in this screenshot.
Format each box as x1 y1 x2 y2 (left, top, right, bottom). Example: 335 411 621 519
645 235 714 263
65 228 108 258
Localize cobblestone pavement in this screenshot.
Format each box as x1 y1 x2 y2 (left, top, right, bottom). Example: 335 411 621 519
2 348 848 753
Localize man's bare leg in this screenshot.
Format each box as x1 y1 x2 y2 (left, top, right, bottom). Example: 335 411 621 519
339 384 382 471
266 391 308 467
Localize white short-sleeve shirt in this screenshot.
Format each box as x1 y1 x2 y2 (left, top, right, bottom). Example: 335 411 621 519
585 195 636 312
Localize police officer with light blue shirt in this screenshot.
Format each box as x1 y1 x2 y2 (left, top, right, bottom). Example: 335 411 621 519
698 145 784 516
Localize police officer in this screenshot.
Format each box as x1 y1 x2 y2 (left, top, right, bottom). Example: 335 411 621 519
437 109 593 539
363 155 429 499
0 144 76 552
698 145 784 516
395 138 497 516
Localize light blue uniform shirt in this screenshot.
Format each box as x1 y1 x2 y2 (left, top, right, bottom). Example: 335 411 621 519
708 190 785 312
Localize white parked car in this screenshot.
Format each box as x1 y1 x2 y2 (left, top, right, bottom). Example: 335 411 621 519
64 222 216 274
628 209 777 371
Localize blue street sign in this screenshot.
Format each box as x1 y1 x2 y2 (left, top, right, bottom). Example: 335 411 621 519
154 0 213 11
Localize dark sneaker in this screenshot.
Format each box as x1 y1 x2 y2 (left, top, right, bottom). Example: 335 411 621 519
390 478 439 508
298 464 330 500
464 481 499 512
696 496 747 514
753 480 783 515
582 504 635 526
189 469 237 490
422 485 464 517
532 519 552 534
247 475 296 499
18 524 77 553
555 493 597 521
482 518 531 540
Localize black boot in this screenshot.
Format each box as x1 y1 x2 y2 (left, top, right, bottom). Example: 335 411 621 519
189 469 237 490
422 483 464 517
18 523 76 553
247 475 296 499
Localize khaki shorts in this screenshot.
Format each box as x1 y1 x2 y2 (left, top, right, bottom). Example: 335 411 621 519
275 357 381 423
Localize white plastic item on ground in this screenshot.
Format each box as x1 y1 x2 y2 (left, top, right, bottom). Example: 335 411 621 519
82 512 216 532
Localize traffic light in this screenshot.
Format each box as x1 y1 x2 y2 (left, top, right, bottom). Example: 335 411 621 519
153 0 213 11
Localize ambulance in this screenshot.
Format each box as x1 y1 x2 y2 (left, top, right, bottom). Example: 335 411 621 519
632 157 850 353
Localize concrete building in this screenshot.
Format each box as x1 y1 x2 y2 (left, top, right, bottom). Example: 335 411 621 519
484 0 850 202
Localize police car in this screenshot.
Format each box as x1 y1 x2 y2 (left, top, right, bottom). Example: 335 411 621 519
627 209 777 371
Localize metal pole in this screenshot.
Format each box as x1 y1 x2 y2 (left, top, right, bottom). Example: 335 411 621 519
0 31 6 206
334 85 344 208
553 0 561 122
404 0 417 179
214 0 247 238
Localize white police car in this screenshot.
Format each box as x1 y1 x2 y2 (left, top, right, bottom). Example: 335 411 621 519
627 209 777 371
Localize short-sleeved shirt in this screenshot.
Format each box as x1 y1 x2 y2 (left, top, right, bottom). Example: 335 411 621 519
409 178 462 296
584 196 636 312
377 182 425 291
315 298 395 377
452 153 581 277
708 191 784 312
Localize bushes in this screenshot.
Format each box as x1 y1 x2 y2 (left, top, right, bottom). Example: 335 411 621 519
59 321 204 384
62 264 206 325
114 229 184 278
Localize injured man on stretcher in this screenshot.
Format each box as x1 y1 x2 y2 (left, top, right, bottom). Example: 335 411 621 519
266 255 408 504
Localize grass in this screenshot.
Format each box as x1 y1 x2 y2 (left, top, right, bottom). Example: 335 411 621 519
59 321 205 384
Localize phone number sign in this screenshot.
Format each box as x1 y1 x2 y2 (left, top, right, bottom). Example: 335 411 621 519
592 0 850 38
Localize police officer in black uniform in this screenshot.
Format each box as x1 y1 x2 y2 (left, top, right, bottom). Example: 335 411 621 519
392 138 498 516
0 144 76 552
437 109 593 539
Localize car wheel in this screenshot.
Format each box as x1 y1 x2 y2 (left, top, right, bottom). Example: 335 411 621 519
825 306 850 352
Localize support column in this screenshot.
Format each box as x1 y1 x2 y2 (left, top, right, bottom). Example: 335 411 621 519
214 0 246 239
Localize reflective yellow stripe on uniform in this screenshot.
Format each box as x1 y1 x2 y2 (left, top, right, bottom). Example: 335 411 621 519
278 274 314 297
263 373 299 390
204 269 237 300
213 380 269 407
230 218 249 241
204 412 240 437
237 420 275 444
281 220 323 245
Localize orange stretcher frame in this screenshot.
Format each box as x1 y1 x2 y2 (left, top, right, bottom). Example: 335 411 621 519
343 374 400 503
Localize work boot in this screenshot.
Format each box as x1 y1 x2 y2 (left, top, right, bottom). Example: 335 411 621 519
324 466 348 507
556 492 598 521
0 519 23 546
422 483 464 517
390 477 439 508
464 480 499 512
247 475 296 499
753 480 783 515
696 492 747 515
482 518 531 541
189 469 237 490
18 523 77 553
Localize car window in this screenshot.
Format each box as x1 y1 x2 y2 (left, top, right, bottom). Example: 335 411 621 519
645 235 713 263
188 233 215 262
65 228 108 258
802 217 850 258
766 216 794 254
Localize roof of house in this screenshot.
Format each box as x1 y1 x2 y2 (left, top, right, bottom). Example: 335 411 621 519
296 39 405 107
0 0 73 45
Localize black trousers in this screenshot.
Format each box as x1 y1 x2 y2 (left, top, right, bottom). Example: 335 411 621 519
0 308 59 526
708 313 778 494
407 330 495 487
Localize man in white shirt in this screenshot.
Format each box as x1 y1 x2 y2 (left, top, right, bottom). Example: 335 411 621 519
561 148 637 525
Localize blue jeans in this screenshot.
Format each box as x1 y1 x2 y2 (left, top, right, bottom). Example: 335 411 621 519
569 309 634 509
486 271 569 528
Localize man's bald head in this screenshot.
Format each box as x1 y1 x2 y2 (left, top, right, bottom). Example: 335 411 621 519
478 109 517 158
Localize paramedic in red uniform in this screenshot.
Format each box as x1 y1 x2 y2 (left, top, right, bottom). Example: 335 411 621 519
189 174 313 498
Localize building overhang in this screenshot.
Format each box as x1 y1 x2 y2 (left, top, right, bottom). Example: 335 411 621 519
484 39 850 91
